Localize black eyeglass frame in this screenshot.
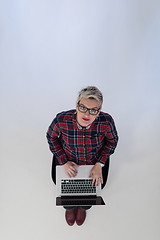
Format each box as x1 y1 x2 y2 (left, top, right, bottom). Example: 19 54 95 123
77 103 100 115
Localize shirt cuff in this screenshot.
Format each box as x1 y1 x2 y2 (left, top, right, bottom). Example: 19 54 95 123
96 162 105 167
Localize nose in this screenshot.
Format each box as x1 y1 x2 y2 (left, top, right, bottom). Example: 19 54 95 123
84 110 90 117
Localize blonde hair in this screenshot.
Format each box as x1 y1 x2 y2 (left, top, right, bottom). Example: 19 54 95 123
76 86 103 108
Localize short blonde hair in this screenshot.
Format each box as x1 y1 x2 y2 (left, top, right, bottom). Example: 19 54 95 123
76 86 103 108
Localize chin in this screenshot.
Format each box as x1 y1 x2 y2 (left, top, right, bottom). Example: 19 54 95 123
81 121 91 127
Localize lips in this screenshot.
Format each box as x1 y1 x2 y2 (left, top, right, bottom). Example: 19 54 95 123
82 118 90 121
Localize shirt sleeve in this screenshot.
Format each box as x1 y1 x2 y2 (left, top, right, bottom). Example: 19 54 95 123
46 116 68 165
98 116 119 164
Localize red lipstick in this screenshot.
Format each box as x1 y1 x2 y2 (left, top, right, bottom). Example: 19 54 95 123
82 118 89 121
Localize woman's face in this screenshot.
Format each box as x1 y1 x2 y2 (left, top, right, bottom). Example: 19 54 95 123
76 98 100 127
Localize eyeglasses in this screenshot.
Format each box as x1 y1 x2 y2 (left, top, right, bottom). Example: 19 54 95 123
77 103 100 115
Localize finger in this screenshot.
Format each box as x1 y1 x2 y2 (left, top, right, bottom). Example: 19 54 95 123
69 165 78 175
89 169 94 178
92 177 96 186
94 177 101 186
95 178 99 186
71 162 78 166
67 171 72 178
67 170 76 178
68 169 77 177
98 177 103 185
69 166 78 174
101 176 103 184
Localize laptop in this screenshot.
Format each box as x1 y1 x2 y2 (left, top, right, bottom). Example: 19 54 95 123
56 165 105 206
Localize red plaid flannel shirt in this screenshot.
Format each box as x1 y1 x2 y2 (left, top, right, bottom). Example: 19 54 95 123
46 110 118 165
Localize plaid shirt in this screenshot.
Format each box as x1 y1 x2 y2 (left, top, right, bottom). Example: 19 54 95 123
46 110 118 165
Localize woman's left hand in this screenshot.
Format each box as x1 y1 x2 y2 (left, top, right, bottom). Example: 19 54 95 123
89 163 103 186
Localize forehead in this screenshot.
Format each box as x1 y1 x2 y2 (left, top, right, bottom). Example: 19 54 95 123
79 98 100 108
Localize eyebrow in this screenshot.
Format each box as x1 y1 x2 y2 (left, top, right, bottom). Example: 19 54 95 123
79 103 100 110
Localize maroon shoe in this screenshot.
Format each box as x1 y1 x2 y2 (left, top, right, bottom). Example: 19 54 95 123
65 209 76 226
76 208 86 226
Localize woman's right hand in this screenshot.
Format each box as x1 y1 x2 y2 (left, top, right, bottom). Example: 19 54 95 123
63 161 78 177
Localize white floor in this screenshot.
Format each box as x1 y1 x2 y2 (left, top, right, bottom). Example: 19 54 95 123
1 136 160 240
1 1 160 239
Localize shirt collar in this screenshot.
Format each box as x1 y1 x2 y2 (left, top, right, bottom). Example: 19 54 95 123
76 122 91 130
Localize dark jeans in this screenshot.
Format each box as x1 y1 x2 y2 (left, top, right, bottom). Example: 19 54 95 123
51 155 110 210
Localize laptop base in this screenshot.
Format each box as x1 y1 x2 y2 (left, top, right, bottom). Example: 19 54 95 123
56 195 105 206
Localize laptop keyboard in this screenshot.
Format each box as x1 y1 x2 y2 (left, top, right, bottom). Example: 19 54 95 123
61 179 96 194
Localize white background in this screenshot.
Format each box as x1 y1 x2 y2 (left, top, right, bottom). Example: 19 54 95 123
0 0 160 239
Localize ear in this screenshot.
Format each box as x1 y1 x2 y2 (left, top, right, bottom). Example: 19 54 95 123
75 107 78 114
96 112 100 118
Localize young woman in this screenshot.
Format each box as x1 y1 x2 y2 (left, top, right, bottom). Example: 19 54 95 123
47 86 118 226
